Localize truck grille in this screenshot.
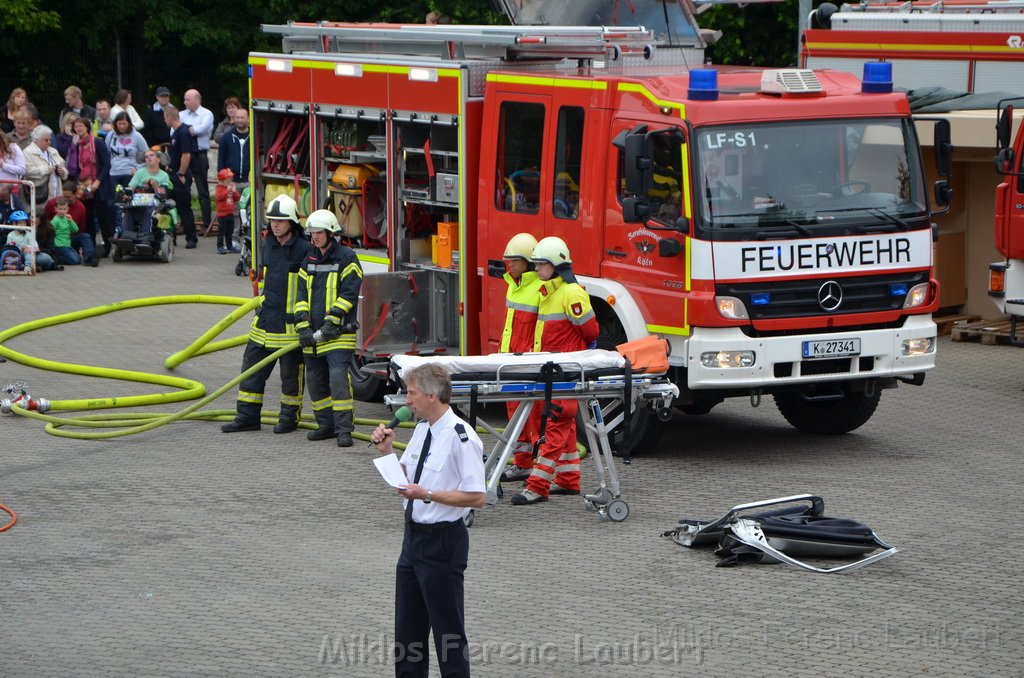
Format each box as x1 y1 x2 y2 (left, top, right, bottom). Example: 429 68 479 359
717 271 928 320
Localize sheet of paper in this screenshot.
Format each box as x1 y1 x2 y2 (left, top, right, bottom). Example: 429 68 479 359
373 453 409 488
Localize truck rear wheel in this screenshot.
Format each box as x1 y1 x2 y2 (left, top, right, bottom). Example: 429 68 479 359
774 385 881 434
351 358 392 402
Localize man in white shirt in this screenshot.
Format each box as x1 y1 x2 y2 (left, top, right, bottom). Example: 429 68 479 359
372 363 485 678
180 89 215 230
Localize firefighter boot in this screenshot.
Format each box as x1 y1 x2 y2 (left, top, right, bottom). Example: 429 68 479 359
222 401 261 433
307 408 335 441
335 410 354 448
274 405 300 434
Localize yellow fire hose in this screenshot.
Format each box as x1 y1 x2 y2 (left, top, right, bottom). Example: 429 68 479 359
0 294 584 457
0 295 410 447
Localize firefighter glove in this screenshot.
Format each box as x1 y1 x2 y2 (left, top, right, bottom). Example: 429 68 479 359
298 327 317 347
316 322 342 342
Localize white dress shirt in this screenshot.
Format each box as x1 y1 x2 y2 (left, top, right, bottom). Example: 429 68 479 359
179 105 215 151
399 407 485 524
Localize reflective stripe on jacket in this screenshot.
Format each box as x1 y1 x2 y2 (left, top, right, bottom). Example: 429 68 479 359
249 231 315 348
534 277 599 352
501 270 541 353
294 239 363 354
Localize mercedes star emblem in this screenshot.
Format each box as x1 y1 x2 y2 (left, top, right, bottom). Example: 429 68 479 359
818 280 843 312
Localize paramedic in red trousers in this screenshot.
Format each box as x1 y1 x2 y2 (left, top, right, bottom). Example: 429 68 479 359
371 363 485 678
511 236 599 506
222 194 314 433
496 232 543 483
294 209 363 447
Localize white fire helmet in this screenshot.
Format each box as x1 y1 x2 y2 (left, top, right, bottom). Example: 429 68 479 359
503 232 539 260
530 236 572 266
305 209 341 233
265 194 300 225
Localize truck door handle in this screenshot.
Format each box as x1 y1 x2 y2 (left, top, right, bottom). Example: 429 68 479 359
607 249 626 257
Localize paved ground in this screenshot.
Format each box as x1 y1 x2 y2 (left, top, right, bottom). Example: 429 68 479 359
1 243 1021 677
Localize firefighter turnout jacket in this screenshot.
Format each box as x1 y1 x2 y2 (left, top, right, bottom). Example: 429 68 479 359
501 270 542 353
249 230 315 348
534 276 599 352
294 239 363 354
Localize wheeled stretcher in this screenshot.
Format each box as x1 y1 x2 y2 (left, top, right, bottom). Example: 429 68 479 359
386 350 679 522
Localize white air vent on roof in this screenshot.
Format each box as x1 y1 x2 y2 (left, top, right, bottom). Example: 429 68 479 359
760 69 824 94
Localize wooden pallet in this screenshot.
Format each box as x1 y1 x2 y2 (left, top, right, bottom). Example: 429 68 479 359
950 316 1021 346
934 313 979 336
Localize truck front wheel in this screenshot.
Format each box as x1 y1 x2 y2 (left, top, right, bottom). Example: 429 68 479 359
773 384 881 434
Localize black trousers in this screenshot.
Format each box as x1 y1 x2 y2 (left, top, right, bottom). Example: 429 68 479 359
170 170 196 244
190 151 212 228
395 522 470 678
234 341 304 425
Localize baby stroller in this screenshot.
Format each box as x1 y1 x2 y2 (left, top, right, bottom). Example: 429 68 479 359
234 186 252 277
111 187 176 263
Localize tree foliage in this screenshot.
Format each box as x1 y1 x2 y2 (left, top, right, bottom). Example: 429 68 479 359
700 0 801 68
0 0 59 33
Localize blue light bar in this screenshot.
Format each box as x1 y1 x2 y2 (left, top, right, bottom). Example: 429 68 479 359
750 293 771 306
689 69 719 101
889 283 909 297
862 62 893 94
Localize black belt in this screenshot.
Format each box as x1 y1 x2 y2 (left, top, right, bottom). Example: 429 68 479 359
406 519 462 534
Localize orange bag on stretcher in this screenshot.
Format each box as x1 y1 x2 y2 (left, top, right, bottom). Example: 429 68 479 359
615 335 670 374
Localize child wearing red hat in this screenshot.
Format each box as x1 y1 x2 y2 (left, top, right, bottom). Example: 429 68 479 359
215 167 241 254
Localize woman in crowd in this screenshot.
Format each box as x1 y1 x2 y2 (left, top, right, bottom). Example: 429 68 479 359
106 112 148 229
55 113 77 160
67 115 114 257
0 88 30 134
0 134 26 183
110 89 145 131
213 96 242 143
23 125 67 213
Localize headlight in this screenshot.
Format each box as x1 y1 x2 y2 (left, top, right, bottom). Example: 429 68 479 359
701 351 756 368
716 296 749 320
902 283 930 309
901 337 934 356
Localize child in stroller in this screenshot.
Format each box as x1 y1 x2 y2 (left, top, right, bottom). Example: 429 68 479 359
234 186 252 277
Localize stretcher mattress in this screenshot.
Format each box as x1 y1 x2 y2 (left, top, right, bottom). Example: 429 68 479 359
391 350 628 382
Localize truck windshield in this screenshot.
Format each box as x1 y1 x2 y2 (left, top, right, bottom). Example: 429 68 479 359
694 118 927 239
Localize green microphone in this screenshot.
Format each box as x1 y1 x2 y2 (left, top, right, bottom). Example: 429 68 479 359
369 405 412 447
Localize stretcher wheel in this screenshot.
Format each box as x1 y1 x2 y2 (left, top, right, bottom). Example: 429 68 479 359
111 248 123 262
606 499 629 522
463 510 475 528
496 484 503 498
586 487 613 507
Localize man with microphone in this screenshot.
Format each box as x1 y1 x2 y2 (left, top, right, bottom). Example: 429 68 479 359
371 363 485 678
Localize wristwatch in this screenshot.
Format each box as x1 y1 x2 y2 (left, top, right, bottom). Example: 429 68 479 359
424 490 433 504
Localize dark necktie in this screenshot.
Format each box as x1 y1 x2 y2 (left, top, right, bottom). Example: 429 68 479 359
404 430 432 523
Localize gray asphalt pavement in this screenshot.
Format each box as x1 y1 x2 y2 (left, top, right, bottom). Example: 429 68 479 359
1 242 1021 677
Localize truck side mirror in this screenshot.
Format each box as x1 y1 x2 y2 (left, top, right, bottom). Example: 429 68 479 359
933 180 953 210
994 147 1016 176
934 119 953 178
622 196 651 223
487 259 506 278
624 134 653 195
996 105 1013 151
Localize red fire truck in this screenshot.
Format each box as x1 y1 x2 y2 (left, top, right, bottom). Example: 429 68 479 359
990 101 1024 345
247 1 952 445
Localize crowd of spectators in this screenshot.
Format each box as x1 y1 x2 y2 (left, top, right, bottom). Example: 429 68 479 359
1 84 251 272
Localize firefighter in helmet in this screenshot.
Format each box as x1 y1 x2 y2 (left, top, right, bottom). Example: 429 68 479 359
498 232 543 483
293 209 363 447
511 236 599 505
222 194 315 433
